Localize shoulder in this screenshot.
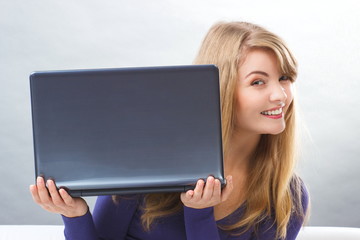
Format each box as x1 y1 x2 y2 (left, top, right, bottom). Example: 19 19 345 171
300 179 309 213
290 175 310 219
283 176 310 239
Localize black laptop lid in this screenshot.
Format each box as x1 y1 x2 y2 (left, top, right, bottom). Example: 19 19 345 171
30 65 224 197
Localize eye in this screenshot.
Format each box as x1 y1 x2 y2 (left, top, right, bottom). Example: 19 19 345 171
251 80 265 86
279 75 292 82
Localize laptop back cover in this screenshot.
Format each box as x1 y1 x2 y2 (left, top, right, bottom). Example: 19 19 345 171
30 65 224 197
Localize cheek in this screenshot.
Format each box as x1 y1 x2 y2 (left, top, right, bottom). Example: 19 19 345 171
236 92 258 114
285 85 294 105
284 87 294 114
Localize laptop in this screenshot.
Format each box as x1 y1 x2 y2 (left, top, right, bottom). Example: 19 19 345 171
30 65 225 197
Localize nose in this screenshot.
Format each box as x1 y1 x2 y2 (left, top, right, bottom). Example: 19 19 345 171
269 82 287 103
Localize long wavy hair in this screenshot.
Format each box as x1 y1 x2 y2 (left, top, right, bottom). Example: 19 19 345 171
114 21 306 239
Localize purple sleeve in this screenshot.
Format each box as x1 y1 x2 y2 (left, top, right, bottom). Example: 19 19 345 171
62 210 98 240
62 195 138 240
183 206 221 240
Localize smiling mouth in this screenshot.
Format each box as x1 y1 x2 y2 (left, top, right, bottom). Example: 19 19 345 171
260 108 283 116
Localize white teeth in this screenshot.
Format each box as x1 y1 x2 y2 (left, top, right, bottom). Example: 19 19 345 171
261 108 282 115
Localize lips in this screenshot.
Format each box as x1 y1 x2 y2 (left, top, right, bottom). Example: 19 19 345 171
260 107 283 116
260 106 284 120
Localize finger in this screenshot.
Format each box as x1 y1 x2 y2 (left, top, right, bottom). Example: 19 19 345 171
47 180 64 206
29 184 41 204
59 188 74 206
187 190 194 198
221 175 234 202
202 176 215 201
181 190 194 202
192 179 204 201
36 177 52 204
212 178 221 201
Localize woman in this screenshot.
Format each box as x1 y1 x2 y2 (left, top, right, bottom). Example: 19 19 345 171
30 21 309 240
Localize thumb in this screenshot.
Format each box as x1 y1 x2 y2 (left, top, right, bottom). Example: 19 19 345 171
221 175 233 202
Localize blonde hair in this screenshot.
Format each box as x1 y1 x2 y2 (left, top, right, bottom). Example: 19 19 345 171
114 21 306 239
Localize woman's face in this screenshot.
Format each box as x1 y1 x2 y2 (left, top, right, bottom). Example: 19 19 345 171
235 48 294 136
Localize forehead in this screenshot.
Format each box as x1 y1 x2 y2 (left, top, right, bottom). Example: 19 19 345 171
239 48 280 77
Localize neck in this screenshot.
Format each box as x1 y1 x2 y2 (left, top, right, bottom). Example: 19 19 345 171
224 130 261 175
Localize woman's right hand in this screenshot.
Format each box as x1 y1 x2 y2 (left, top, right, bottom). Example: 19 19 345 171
29 176 88 218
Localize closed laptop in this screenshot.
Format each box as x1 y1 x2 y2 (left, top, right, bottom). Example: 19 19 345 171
30 65 224 197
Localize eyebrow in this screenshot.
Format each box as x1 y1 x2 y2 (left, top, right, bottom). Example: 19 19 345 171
245 71 269 79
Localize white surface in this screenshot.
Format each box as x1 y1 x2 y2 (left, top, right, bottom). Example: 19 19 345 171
0 225 64 240
1 225 360 240
297 227 360 240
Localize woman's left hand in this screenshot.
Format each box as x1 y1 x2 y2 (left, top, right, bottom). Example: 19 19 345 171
180 175 233 209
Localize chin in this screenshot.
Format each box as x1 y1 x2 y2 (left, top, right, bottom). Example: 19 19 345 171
265 125 286 135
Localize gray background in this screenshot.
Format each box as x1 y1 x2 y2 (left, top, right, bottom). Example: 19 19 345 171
1 0 359 227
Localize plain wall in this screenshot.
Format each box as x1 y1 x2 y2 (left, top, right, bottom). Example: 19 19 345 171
1 0 359 226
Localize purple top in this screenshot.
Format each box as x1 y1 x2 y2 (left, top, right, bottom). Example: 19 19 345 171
62 184 308 240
